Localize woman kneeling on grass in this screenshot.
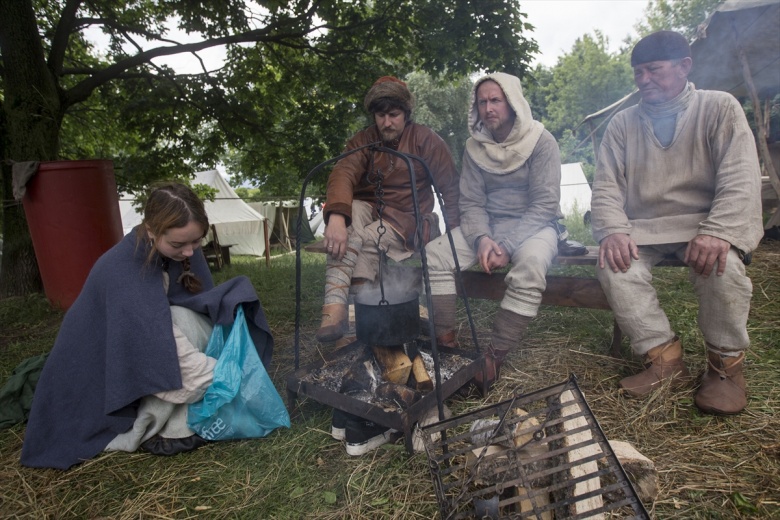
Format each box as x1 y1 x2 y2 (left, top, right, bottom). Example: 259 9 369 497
21 182 274 470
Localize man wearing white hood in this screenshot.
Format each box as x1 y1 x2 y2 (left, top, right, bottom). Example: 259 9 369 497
425 72 562 391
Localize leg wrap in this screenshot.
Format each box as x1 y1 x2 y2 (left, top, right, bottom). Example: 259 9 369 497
324 242 360 306
491 308 532 353
431 294 457 338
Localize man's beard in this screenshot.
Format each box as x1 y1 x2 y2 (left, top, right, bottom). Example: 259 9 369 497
381 128 401 143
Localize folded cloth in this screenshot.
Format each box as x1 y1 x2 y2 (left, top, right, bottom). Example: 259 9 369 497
11 161 40 201
558 239 588 256
0 353 48 430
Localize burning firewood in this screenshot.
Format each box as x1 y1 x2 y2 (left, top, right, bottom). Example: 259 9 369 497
375 381 421 409
410 355 433 392
370 345 412 385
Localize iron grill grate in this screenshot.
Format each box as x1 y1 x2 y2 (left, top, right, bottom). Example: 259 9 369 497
420 375 650 519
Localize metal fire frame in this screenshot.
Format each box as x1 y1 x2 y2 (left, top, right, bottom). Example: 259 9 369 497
419 375 651 519
286 338 485 454
290 143 485 449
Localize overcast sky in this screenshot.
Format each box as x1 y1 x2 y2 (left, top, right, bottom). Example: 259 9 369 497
521 0 650 67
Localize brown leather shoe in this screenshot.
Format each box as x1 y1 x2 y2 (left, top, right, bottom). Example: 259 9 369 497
435 330 459 348
619 337 690 397
316 303 348 342
472 348 509 396
695 351 746 415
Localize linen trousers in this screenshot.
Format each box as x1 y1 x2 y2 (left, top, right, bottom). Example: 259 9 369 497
425 226 558 317
596 243 752 355
342 200 412 281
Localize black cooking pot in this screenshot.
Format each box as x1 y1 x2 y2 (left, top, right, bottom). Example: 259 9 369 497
354 290 420 346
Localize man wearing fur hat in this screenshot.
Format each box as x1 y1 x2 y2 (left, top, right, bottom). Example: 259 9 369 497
425 72 563 391
591 31 763 414
317 76 460 343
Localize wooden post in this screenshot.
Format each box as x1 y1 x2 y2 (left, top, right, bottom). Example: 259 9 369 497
733 25 780 226
263 218 271 267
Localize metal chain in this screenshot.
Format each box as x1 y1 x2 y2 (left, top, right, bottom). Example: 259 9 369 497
368 150 389 305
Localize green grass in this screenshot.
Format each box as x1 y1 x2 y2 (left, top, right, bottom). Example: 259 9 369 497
1 236 779 519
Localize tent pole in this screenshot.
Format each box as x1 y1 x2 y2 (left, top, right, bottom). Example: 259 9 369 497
263 219 271 267
588 120 599 159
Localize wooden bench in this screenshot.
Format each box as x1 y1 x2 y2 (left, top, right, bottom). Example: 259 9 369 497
457 247 686 356
304 240 687 356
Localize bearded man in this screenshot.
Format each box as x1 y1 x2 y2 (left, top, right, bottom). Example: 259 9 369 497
316 76 460 344
425 72 563 392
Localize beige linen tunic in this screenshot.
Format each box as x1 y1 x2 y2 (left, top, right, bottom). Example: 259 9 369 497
592 88 763 253
592 87 763 353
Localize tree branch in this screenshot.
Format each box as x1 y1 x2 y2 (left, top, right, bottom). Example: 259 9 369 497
62 2 331 107
48 0 83 74
75 17 172 44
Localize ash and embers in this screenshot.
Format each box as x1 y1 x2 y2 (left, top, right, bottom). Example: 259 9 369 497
300 343 472 405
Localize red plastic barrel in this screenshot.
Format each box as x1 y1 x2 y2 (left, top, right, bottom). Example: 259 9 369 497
22 160 123 310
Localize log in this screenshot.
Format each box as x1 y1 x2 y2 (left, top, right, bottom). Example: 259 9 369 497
411 355 433 392
371 346 412 384
547 390 605 519
513 409 553 520
375 381 421 409
411 404 452 453
606 440 658 503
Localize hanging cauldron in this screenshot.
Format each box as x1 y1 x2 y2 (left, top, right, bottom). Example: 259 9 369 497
354 288 420 347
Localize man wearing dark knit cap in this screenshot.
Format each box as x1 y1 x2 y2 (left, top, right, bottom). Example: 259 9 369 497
591 31 763 414
317 76 460 345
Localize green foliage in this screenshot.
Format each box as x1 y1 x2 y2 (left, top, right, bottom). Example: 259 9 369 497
635 0 723 39
234 186 266 202
406 72 473 170
540 32 634 139
523 32 633 178
1 0 539 294
523 64 554 123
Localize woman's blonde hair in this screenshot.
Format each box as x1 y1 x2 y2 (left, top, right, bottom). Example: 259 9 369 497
135 182 209 293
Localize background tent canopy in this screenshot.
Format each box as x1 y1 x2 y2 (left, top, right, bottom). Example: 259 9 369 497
689 0 780 99
560 163 591 216
119 170 268 257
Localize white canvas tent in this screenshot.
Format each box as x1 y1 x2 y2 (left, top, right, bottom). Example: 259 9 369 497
248 199 322 251
560 162 591 216
118 170 268 256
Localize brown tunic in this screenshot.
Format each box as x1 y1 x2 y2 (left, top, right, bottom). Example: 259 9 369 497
324 122 460 251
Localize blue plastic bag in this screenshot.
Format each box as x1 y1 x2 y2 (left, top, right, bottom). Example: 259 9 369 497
188 306 290 441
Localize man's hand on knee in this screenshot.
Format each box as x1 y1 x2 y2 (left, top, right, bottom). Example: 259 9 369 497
324 214 349 260
599 233 638 273
684 234 730 277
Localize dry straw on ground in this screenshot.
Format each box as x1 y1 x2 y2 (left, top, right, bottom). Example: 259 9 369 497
0 240 778 518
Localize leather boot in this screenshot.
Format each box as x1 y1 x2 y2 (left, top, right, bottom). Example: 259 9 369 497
619 337 690 397
472 309 532 395
473 347 510 396
695 350 746 415
435 330 459 348
431 294 459 348
316 303 349 342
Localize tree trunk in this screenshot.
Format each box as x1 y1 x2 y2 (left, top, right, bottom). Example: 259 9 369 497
0 0 64 297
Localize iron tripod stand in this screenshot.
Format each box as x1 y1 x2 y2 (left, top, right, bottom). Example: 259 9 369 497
288 141 489 454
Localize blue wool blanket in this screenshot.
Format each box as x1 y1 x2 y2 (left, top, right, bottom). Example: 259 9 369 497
20 229 273 469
